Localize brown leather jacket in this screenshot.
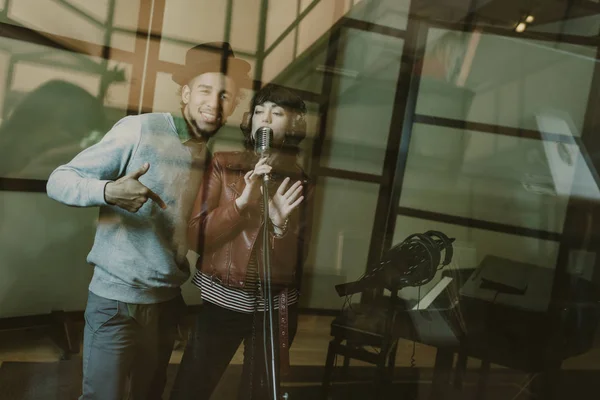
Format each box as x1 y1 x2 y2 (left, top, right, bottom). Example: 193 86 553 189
188 151 314 291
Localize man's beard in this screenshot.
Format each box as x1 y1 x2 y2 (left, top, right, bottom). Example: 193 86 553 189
184 106 224 140
191 118 221 140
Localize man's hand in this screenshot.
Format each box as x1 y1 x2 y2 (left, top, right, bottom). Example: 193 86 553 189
104 163 167 212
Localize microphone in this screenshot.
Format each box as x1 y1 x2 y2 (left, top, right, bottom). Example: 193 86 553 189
254 126 273 156
254 127 273 182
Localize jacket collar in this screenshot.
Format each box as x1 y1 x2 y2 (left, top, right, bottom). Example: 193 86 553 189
225 151 304 178
224 151 307 195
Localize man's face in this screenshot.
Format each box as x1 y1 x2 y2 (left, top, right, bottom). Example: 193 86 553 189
181 72 238 140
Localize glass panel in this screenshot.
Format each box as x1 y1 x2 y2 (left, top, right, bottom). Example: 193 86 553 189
320 28 403 175
300 0 314 14
272 34 327 94
302 177 379 309
346 0 409 31
265 0 296 49
7 0 104 49
230 0 260 54
159 0 227 63
399 123 571 233
1 1 599 398
416 28 597 135
262 30 295 83
110 30 136 53
297 0 339 54
2 0 141 54
110 0 142 53
0 191 97 317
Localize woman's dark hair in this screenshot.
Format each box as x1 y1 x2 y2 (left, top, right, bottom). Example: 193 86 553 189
240 84 307 153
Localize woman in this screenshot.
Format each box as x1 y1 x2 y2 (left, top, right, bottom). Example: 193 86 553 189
171 84 313 400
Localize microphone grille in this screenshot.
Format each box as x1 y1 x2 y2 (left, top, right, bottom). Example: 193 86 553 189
255 126 273 155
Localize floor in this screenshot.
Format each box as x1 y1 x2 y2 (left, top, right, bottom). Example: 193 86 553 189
1 314 600 399
2 314 600 369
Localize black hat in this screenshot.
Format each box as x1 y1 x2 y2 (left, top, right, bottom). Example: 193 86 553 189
172 42 252 89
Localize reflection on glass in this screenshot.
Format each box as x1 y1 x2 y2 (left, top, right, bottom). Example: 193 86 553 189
0 80 108 179
320 29 404 175
303 177 379 309
401 123 570 233
416 28 596 134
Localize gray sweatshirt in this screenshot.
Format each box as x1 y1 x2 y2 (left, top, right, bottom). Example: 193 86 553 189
47 113 207 304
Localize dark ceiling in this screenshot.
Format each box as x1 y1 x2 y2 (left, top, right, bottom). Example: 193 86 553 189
412 0 600 30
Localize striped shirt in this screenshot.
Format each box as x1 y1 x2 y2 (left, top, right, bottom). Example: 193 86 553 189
192 178 300 313
192 272 299 313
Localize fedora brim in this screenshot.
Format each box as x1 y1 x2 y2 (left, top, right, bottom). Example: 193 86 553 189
172 59 252 89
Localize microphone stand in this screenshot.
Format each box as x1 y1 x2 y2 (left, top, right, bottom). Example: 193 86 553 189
261 174 285 400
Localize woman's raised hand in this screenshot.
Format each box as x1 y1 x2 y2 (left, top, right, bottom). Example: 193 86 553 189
269 177 304 227
235 157 272 211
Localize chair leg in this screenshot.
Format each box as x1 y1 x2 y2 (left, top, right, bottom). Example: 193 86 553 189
321 339 339 400
476 358 491 400
342 341 351 378
342 356 350 378
429 349 454 400
373 354 387 400
373 338 396 399
387 340 399 379
454 349 468 390
530 360 561 400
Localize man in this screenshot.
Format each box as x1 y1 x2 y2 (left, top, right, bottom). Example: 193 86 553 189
46 42 251 400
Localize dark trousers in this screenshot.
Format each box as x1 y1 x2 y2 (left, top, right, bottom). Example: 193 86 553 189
80 291 184 400
170 301 298 400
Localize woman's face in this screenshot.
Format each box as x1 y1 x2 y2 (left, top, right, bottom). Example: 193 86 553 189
251 101 291 146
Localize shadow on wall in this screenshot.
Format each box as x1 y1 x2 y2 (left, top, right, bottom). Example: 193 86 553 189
0 80 109 180
0 80 110 317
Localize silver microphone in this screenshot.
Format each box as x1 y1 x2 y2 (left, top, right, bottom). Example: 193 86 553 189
254 126 273 156
254 126 273 181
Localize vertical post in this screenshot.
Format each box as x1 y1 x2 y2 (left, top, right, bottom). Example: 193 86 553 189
220 0 234 77
309 25 341 175
98 0 117 100
253 0 269 91
293 0 301 59
127 0 155 115
362 1 428 301
2 54 15 119
138 0 166 114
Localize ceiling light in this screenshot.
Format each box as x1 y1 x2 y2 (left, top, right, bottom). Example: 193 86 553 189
525 15 535 23
515 22 527 32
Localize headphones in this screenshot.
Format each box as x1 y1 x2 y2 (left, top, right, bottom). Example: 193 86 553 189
424 230 454 268
240 111 307 147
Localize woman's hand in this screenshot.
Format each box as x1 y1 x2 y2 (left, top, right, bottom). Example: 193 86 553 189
269 177 304 227
235 157 272 211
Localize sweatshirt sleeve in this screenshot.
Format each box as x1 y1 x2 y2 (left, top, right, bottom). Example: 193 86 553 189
46 115 142 207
